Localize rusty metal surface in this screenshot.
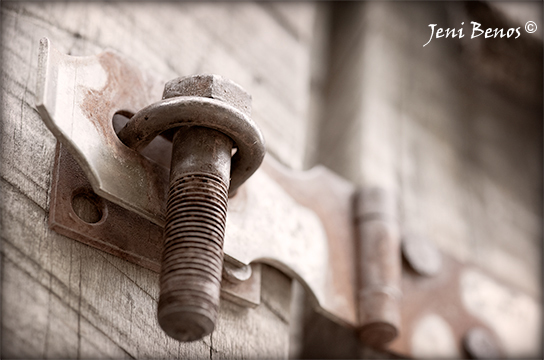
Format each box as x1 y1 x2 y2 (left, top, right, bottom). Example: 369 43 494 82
117 75 265 195
463 327 503 359
36 37 169 226
48 122 524 358
114 72 263 341
221 263 261 308
50 139 358 327
354 188 402 347
49 142 261 308
49 142 164 271
36 38 360 329
402 234 443 277
260 158 358 327
158 122 235 341
388 254 498 357
223 262 253 284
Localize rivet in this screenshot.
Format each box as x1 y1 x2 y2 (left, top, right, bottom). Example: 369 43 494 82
402 234 442 276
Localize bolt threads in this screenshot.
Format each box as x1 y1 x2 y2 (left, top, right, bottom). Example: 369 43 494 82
158 171 229 342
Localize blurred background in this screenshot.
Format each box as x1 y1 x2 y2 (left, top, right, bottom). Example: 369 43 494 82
1 1 542 359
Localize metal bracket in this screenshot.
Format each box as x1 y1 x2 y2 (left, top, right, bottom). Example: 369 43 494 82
36 37 359 327
36 38 520 356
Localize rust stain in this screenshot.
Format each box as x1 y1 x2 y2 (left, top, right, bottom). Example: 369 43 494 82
77 51 168 217
388 258 491 357
80 51 156 145
50 143 163 272
261 159 358 324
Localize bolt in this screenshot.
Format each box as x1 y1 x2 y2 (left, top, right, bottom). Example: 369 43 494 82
463 327 503 359
157 75 251 342
401 234 442 277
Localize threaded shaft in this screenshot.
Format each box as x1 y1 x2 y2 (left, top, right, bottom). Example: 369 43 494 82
158 126 232 342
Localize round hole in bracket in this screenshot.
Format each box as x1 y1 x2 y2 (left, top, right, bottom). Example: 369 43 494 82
112 110 173 168
71 188 107 224
112 111 238 171
112 110 135 134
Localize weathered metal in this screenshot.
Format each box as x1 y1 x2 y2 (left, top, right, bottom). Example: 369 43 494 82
388 256 494 357
158 126 232 342
49 143 164 272
401 234 443 277
154 75 258 342
463 327 503 359
49 142 262 308
47 140 358 330
221 263 262 308
117 75 265 196
353 188 402 347
223 262 253 284
36 38 359 333
260 158 358 327
36 37 169 225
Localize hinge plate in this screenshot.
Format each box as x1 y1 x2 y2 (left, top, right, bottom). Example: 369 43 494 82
37 38 359 327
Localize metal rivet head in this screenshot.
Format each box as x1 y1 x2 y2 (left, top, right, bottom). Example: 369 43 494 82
222 261 252 284
401 234 442 276
463 327 503 359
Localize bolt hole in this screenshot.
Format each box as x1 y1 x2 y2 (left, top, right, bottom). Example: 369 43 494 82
112 110 135 133
112 110 173 168
71 188 106 224
112 111 237 167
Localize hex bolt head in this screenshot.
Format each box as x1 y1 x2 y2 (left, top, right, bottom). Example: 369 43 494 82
157 74 250 342
163 74 252 117
401 234 442 277
463 327 503 359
